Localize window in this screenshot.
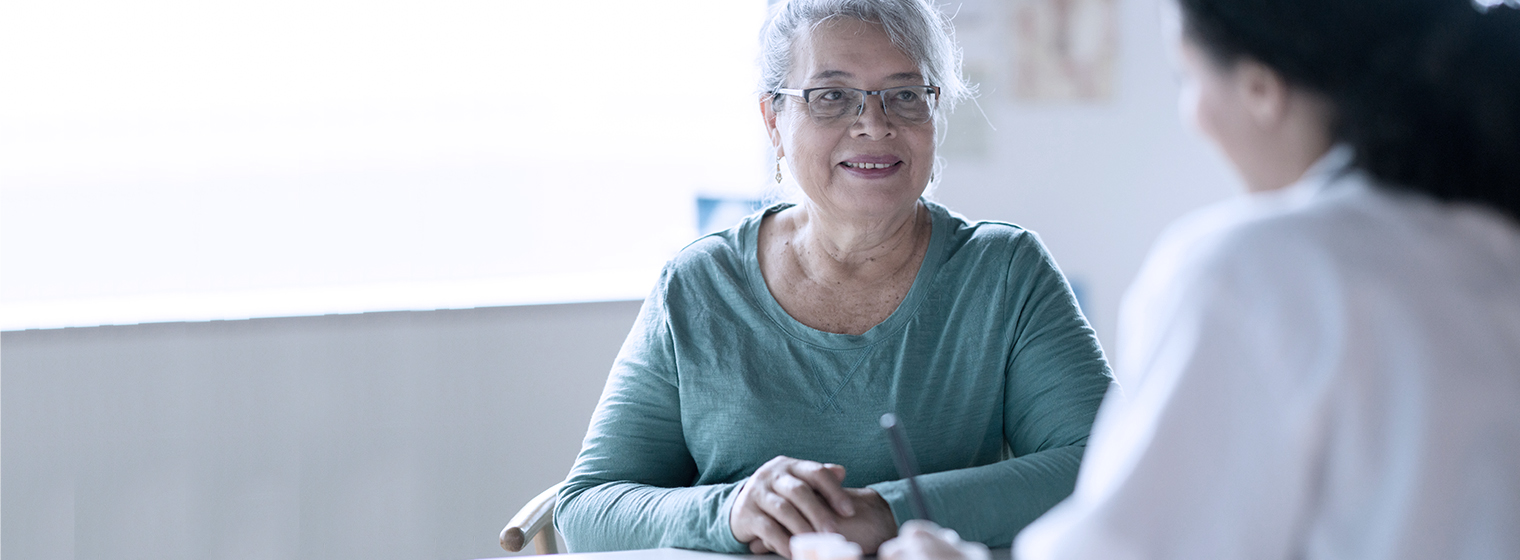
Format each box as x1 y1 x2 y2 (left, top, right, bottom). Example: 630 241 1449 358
0 0 771 329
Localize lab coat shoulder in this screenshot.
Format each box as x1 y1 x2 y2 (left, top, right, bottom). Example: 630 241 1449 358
1115 184 1345 392
1016 185 1352 560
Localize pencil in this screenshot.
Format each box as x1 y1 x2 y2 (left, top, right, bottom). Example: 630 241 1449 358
880 412 934 523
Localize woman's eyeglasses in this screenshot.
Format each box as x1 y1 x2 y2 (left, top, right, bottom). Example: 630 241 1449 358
773 85 940 126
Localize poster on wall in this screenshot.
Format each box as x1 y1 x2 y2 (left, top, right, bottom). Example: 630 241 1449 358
1010 0 1119 102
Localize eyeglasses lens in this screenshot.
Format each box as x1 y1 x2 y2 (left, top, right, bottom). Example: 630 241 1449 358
804 87 935 125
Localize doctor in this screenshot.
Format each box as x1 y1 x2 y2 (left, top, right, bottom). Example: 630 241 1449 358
882 0 1520 558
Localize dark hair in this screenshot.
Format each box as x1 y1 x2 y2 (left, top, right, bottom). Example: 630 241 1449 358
1177 0 1520 222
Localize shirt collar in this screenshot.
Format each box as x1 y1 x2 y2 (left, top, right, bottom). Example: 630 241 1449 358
1285 144 1356 197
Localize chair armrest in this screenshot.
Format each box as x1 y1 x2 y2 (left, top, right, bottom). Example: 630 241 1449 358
501 482 566 552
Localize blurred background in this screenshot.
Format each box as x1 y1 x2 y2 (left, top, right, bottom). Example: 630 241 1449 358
0 0 1236 558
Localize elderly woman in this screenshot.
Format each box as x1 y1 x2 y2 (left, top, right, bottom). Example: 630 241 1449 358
882 0 1520 559
554 0 1111 556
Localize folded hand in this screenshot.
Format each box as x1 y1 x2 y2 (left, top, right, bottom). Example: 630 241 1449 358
729 456 895 558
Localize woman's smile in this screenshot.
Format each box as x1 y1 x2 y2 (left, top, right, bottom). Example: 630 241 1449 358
840 155 904 179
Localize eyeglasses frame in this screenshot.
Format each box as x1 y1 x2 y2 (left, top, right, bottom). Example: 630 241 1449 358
771 85 942 126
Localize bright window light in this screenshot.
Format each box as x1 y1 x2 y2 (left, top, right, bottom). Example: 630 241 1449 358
0 0 772 330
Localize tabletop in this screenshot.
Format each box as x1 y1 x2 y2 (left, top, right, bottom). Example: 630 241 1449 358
474 547 1014 560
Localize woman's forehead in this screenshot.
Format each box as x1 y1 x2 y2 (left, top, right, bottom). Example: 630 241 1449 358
790 18 922 85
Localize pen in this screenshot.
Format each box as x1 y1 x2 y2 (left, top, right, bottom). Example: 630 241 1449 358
879 412 934 523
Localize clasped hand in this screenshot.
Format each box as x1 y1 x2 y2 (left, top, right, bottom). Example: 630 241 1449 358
729 456 896 558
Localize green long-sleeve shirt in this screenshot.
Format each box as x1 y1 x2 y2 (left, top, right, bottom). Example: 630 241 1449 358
555 200 1112 552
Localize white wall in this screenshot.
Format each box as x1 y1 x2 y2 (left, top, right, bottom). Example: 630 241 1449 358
2 302 640 560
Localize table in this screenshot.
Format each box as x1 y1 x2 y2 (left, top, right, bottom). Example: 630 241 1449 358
474 547 1014 560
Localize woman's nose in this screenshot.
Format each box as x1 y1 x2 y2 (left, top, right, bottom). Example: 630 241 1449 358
851 96 894 138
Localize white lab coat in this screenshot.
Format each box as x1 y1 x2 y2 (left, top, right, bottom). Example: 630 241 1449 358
1015 148 1520 560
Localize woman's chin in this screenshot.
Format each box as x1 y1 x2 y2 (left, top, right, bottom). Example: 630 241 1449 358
812 186 924 220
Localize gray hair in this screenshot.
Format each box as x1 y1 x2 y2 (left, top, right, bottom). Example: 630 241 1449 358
759 0 971 117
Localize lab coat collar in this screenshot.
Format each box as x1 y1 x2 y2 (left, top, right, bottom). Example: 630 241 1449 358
1282 144 1357 199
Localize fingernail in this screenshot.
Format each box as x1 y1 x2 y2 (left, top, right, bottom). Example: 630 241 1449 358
841 502 856 516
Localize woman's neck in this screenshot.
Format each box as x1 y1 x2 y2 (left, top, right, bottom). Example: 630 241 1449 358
780 200 929 281
755 199 933 335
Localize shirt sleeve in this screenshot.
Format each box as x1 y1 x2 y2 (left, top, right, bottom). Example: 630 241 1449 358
869 232 1114 547
1013 225 1337 560
553 268 751 553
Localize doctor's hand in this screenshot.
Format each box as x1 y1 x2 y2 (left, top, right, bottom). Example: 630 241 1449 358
879 521 988 560
730 456 856 557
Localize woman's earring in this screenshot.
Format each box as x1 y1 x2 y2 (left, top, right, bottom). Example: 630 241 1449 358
775 158 783 184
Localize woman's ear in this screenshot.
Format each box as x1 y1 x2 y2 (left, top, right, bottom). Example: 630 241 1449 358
759 94 784 156
1234 59 1290 129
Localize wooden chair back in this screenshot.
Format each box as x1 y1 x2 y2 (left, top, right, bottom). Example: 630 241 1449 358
500 482 565 554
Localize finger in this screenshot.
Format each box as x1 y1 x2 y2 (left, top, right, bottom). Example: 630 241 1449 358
823 463 847 482
749 540 770 555
899 519 942 536
880 533 938 560
887 525 964 560
937 526 963 544
756 455 796 478
759 488 819 536
791 462 856 517
772 474 840 531
879 536 904 560
752 515 794 558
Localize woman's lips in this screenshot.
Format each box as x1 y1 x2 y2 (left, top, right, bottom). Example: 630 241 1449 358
839 160 903 179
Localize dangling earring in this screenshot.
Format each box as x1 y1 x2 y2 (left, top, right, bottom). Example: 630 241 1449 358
775 158 783 184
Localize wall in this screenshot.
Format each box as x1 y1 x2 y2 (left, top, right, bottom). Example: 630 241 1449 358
2 301 641 560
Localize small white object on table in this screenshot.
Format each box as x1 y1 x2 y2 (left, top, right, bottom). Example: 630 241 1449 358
791 533 861 560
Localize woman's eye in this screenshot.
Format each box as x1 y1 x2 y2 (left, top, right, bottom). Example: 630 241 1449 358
895 90 920 101
819 89 845 101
